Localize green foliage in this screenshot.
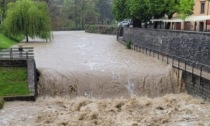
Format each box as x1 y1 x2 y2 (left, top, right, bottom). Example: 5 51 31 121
176 0 194 20
127 0 151 21
3 0 52 42
126 41 131 49
0 97 4 109
112 0 129 21
85 25 118 35
112 0 195 27
62 0 99 30
0 67 30 96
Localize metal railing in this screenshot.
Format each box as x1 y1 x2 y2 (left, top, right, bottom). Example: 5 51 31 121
130 44 210 80
0 47 34 60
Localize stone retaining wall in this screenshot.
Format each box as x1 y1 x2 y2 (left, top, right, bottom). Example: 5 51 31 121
123 28 210 72
0 60 27 67
184 71 210 100
121 28 210 100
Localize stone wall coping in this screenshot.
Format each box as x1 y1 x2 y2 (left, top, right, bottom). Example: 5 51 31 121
124 27 210 36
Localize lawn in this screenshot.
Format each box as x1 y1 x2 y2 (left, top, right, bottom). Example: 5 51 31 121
0 34 17 48
0 67 30 96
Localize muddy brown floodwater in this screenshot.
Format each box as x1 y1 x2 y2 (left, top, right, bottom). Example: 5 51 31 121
0 31 210 125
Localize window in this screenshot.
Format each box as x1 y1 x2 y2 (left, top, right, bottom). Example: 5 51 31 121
201 2 205 14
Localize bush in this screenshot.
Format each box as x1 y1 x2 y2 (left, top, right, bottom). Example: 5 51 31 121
0 97 4 109
126 41 132 49
85 25 118 35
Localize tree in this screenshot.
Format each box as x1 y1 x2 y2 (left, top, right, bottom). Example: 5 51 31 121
62 0 98 30
127 0 152 27
176 0 194 20
112 0 129 21
97 0 113 24
3 0 52 42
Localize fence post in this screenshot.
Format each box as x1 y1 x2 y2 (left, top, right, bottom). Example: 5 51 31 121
146 48 147 55
10 48 13 60
167 55 169 64
172 57 174 66
178 58 180 69
200 67 203 86
192 63 195 87
26 51 28 60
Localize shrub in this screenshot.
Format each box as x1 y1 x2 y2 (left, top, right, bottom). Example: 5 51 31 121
0 97 4 109
85 25 118 35
126 41 132 49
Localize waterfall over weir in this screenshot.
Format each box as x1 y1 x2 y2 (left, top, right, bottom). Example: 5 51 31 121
18 31 185 98
37 66 184 98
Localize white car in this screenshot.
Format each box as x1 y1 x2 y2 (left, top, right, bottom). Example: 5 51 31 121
118 20 130 27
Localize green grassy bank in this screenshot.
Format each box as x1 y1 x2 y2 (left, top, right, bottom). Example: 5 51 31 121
0 34 17 48
0 67 30 96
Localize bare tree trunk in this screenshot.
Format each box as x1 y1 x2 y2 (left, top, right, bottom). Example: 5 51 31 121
133 18 141 28
26 35 29 42
166 14 173 29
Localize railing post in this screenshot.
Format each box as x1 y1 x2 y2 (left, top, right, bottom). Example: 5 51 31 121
172 57 174 66
26 51 28 60
200 67 203 86
149 49 151 56
10 48 13 60
167 55 169 64
146 48 147 55
192 63 195 87
178 58 180 69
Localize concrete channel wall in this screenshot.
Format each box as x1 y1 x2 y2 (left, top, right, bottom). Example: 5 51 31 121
121 28 210 100
0 59 37 101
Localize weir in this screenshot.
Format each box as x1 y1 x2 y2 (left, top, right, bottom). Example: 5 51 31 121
16 31 185 98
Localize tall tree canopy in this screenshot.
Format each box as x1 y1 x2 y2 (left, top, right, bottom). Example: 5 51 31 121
62 0 99 30
112 0 129 21
176 0 194 20
3 0 52 42
112 0 195 28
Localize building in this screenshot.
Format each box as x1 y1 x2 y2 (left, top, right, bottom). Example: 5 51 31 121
152 0 210 31
190 0 210 31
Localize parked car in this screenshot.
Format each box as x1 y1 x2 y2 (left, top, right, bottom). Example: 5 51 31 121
118 20 131 27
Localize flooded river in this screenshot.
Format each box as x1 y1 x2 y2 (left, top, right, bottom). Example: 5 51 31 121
0 31 210 125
